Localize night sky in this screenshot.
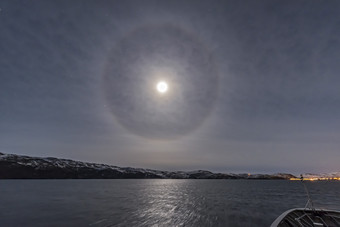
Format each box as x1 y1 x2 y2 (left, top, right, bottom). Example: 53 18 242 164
1 0 340 174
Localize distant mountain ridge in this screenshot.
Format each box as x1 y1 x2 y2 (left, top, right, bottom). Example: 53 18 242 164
1 152 296 179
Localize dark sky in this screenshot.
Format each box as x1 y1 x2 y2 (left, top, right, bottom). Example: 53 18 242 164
1 0 340 174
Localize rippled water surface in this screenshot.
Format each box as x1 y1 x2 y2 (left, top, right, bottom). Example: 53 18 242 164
1 180 340 226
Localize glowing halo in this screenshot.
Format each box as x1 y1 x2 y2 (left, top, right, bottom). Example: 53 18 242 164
103 24 219 140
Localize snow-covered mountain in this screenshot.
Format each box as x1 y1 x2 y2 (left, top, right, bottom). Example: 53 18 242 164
0 152 295 179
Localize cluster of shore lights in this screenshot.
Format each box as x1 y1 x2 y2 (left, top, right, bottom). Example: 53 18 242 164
290 177 340 181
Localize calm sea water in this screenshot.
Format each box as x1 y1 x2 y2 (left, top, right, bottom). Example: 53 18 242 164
1 179 339 227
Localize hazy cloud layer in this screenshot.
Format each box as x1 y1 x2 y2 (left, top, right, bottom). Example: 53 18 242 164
1 0 340 174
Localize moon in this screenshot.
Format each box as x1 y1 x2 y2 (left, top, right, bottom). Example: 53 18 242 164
156 81 168 93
